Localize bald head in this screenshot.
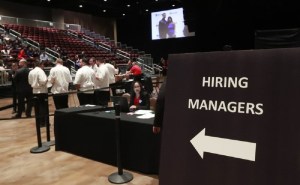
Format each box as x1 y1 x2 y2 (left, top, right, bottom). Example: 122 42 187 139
18 58 27 68
56 58 63 64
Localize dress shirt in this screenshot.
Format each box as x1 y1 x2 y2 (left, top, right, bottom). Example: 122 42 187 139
28 67 48 94
73 65 95 94
48 64 72 94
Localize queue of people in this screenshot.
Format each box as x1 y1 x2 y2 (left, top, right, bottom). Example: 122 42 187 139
10 55 165 136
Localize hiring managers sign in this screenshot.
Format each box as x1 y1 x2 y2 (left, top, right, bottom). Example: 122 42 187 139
159 48 300 185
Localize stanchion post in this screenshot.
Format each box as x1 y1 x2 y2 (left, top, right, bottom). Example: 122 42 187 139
43 95 55 146
30 96 50 153
108 104 133 184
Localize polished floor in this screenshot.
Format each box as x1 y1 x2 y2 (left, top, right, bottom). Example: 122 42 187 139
0 96 159 185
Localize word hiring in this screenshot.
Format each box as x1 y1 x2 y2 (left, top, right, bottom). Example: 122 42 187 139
202 77 248 88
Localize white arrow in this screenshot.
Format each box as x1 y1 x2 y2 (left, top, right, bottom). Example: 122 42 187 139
190 128 256 161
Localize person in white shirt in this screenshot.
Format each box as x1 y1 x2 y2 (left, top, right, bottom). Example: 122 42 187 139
94 58 110 106
89 57 98 72
104 60 116 85
48 58 72 109
28 60 48 126
39 51 49 62
73 58 95 105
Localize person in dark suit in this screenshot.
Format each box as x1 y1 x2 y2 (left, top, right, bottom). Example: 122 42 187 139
153 78 166 134
158 13 168 39
129 81 150 111
8 62 18 113
12 58 33 118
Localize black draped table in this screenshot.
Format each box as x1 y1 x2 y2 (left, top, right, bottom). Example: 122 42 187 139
54 109 160 174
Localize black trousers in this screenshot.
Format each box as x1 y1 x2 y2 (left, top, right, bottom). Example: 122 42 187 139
94 90 110 106
77 93 94 105
17 91 33 117
53 94 69 109
12 88 17 112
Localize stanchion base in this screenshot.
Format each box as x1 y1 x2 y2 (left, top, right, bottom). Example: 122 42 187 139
30 145 50 153
108 171 133 184
43 140 55 147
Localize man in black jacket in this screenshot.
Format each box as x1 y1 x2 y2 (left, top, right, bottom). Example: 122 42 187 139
12 58 33 118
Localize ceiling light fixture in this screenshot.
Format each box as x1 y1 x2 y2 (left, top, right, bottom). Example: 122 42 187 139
127 4 131 7
103 10 106 12
79 4 83 8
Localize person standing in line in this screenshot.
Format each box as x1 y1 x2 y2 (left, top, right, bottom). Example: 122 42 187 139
48 58 72 109
28 60 48 126
94 58 110 106
104 60 116 85
89 57 98 72
12 58 33 118
8 62 18 113
73 58 95 105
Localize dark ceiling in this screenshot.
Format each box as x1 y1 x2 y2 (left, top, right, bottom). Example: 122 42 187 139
3 0 300 30
4 0 182 18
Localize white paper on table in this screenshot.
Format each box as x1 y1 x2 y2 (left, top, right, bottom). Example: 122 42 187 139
85 104 96 107
134 110 153 115
136 113 155 119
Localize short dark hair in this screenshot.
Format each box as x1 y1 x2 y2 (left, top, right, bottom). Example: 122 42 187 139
81 57 89 65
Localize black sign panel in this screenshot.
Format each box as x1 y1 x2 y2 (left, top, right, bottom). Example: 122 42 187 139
159 48 300 185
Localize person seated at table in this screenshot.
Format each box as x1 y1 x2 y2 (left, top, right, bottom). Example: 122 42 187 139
129 81 150 111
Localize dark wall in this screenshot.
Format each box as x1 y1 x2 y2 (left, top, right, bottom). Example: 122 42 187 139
116 1 300 63
0 1 115 39
0 1 52 21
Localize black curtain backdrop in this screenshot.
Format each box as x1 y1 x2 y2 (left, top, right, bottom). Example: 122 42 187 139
255 28 300 49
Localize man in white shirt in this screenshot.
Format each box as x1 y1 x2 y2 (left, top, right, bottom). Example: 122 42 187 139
89 57 98 72
28 60 48 126
94 58 110 106
73 58 95 105
48 58 72 109
104 60 116 85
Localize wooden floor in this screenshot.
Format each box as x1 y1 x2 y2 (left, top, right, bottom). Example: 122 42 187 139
0 97 159 185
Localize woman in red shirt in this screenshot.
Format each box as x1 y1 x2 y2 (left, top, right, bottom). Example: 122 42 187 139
129 81 150 111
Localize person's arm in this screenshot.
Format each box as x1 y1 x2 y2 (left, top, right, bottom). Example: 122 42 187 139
73 70 82 90
48 69 55 84
153 80 166 134
137 92 150 110
38 70 48 85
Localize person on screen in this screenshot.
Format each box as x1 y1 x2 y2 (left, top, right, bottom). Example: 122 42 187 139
167 16 175 38
159 13 168 39
129 81 150 111
153 78 166 134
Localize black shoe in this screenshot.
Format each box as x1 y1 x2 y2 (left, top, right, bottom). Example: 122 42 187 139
26 115 32 118
12 114 21 119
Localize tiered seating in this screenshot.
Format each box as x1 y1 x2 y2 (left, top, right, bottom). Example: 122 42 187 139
68 29 140 62
3 24 117 61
